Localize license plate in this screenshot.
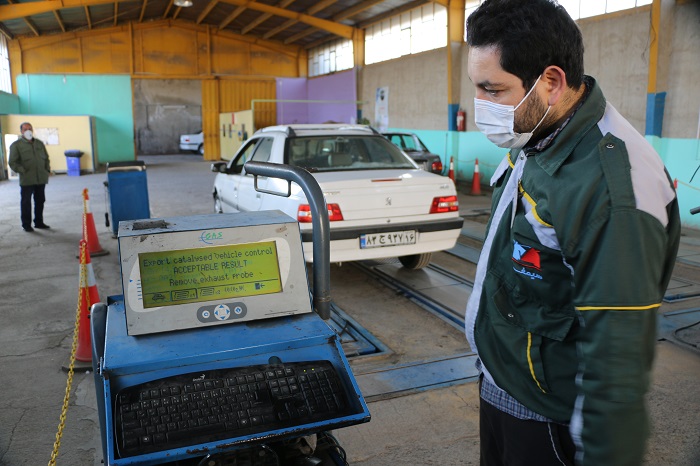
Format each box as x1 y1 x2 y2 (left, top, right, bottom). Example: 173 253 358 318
360 230 416 249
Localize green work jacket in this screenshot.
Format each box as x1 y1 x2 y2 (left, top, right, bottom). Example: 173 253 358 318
465 78 680 465
9 137 51 186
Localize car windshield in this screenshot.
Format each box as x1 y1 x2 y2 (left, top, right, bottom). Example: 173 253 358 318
286 135 416 172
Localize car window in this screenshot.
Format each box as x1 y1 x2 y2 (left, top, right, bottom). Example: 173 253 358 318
415 135 431 152
402 135 420 151
250 137 273 163
388 135 404 148
286 135 415 172
229 139 260 174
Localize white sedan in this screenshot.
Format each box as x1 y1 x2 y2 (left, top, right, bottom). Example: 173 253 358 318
179 131 204 155
211 124 463 269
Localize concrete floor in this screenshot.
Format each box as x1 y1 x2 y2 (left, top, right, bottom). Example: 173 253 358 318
0 154 698 466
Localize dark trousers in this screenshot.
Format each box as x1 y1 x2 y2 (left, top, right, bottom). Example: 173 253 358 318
20 184 46 228
480 396 576 466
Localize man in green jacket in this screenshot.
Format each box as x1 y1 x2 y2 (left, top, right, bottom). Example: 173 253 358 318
465 1 680 465
9 122 51 232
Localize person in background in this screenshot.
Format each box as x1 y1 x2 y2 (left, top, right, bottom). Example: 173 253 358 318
463 1 680 465
9 122 51 232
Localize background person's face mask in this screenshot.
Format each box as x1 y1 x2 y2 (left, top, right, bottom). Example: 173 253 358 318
23 130 33 140
474 75 550 149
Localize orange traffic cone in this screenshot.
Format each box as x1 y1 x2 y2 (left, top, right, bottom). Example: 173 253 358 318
448 156 455 182
82 188 108 257
471 158 482 195
76 240 99 363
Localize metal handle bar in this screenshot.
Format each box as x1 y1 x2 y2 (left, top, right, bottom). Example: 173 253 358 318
244 161 331 320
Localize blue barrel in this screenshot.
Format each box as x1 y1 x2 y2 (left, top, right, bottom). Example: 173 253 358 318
64 150 83 176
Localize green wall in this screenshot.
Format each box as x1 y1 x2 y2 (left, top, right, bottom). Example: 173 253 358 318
390 127 507 184
648 136 700 229
0 91 20 113
394 128 700 230
16 74 134 164
0 91 20 179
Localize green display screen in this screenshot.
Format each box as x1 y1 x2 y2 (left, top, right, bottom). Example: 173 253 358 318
138 241 283 309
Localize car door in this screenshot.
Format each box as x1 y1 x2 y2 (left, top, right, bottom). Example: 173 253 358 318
236 136 275 212
218 138 260 212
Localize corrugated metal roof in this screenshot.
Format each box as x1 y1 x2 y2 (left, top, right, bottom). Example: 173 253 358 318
0 0 435 49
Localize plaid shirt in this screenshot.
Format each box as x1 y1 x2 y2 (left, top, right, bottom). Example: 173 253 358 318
478 76 593 423
478 358 553 422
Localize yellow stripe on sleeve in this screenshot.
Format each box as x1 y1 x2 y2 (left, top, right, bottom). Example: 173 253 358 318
575 303 662 311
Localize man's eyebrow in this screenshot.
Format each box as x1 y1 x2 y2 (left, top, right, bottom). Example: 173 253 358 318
476 80 503 89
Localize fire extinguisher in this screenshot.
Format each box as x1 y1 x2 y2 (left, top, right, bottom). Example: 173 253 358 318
456 109 466 132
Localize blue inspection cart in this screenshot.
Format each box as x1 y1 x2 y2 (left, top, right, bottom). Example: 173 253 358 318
92 163 370 465
92 301 369 465
105 161 150 237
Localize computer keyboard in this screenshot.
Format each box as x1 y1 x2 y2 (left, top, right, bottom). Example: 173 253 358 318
114 359 352 458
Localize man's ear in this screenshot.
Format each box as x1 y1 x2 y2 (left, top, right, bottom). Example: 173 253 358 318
542 66 568 106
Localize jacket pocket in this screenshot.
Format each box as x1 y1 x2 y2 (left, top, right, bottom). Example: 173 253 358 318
490 278 575 393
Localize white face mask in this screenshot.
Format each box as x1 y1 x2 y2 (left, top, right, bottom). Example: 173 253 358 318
23 130 33 140
474 75 551 150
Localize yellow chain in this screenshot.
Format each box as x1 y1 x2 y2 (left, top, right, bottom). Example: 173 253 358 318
48 242 88 466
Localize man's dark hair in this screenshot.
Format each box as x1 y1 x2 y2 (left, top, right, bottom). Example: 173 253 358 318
466 0 584 90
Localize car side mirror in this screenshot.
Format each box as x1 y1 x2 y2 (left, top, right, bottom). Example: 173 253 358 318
211 162 227 174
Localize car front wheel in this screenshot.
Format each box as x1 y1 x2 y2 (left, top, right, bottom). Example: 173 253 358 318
214 193 223 213
198 144 204 156
398 252 432 269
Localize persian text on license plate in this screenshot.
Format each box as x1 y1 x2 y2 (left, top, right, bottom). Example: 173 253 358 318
360 230 417 249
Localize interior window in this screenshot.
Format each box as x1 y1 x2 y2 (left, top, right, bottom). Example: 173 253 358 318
287 135 414 172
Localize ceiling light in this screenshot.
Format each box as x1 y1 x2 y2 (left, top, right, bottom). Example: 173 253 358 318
174 0 193 7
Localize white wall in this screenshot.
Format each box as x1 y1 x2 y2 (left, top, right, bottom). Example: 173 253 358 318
665 1 700 138
360 48 447 130
359 2 700 139
579 9 651 134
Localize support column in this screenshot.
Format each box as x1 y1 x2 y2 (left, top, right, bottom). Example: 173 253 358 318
352 28 365 123
446 0 466 179
447 0 465 132
202 79 221 161
645 0 674 137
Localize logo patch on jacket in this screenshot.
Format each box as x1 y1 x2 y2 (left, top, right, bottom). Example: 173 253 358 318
512 240 542 280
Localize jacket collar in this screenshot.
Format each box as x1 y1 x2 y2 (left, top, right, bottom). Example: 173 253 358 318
534 76 607 176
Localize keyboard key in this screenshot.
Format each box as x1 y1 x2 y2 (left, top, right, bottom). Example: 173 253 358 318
116 360 352 458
